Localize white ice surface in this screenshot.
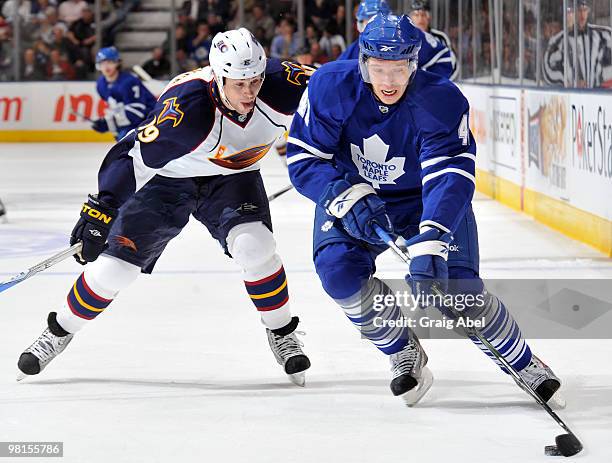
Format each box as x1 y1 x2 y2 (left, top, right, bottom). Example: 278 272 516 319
1 144 611 463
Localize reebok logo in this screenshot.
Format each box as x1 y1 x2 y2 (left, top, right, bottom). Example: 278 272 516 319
379 45 396 52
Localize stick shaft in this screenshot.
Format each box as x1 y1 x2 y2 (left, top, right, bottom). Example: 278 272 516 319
0 243 82 293
267 184 294 202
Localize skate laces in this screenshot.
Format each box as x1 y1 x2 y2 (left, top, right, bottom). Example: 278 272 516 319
270 330 305 359
519 356 554 387
27 329 70 363
390 340 419 379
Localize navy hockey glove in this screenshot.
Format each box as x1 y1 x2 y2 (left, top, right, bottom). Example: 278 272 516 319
70 195 118 265
91 118 108 133
404 227 453 307
320 175 393 245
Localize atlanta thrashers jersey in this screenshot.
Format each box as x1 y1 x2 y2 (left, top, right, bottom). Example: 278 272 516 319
97 59 313 207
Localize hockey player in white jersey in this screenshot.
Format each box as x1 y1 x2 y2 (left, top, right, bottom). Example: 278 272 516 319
287 13 561 405
17 29 313 386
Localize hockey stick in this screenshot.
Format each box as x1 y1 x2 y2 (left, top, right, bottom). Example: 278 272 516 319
373 224 583 458
267 184 294 202
69 109 94 123
0 243 83 294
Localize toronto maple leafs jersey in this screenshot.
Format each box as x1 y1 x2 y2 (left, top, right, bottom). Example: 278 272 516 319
337 28 455 79
286 60 476 234
96 71 157 137
97 59 313 208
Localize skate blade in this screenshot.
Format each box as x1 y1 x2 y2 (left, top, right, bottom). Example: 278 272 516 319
288 372 306 387
549 390 566 410
16 371 28 382
401 366 433 407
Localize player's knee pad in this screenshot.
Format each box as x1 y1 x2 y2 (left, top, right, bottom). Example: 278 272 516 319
84 254 141 299
227 221 279 277
314 243 374 300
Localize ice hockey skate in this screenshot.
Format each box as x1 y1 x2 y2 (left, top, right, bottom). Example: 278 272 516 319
389 336 433 406
17 312 73 381
518 354 565 408
266 316 311 386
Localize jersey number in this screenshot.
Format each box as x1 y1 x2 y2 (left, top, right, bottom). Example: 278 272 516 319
132 85 140 99
458 114 469 146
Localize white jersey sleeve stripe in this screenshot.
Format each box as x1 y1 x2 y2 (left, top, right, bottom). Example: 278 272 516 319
287 152 319 165
421 153 476 169
422 167 476 185
287 136 334 159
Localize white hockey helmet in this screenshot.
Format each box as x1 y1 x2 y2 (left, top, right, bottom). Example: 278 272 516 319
209 28 267 108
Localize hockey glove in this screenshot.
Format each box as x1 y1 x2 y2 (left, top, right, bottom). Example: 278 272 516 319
320 175 393 245
404 227 453 307
70 195 118 265
91 118 108 133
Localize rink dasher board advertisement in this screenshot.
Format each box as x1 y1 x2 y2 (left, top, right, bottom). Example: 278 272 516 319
0 80 166 142
460 83 612 256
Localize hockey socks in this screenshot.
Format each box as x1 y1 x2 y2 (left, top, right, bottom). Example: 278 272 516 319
466 294 532 372
244 265 291 329
337 278 410 355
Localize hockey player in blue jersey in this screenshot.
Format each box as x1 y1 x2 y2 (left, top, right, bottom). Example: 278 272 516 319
17 30 312 386
92 47 157 140
338 0 454 79
287 13 561 405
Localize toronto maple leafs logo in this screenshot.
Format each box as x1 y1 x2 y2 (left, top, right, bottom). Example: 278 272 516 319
350 135 405 188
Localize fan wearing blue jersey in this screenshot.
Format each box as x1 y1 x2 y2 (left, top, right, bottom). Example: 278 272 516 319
338 0 454 79
92 47 157 140
287 13 561 405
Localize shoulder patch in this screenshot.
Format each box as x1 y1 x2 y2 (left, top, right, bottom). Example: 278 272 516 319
281 61 316 86
157 97 185 127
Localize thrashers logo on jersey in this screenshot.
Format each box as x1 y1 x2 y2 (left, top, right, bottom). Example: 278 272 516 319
350 135 406 188
281 61 315 86
157 97 185 127
209 141 276 170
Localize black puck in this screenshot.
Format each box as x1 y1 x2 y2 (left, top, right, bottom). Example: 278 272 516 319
555 433 583 457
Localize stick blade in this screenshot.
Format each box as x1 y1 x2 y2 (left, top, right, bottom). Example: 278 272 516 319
0 272 27 293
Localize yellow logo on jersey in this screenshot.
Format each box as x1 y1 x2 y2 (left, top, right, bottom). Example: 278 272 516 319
281 61 316 86
157 97 185 127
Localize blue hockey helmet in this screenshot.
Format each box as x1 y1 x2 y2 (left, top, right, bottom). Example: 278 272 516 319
96 47 120 65
358 13 422 84
356 0 391 32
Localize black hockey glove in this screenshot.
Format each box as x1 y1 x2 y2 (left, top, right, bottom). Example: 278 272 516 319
70 195 118 265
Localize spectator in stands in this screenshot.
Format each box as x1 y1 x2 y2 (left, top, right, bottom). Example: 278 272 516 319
305 23 319 46
270 17 301 59
318 21 345 58
189 21 212 67
50 24 78 61
244 3 276 45
58 0 88 25
22 47 45 80
206 11 224 36
40 7 68 45
305 0 337 30
67 5 96 77
175 48 197 73
163 23 190 56
46 48 75 80
543 0 612 88
142 46 170 79
309 40 328 64
0 19 13 81
1 0 32 24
